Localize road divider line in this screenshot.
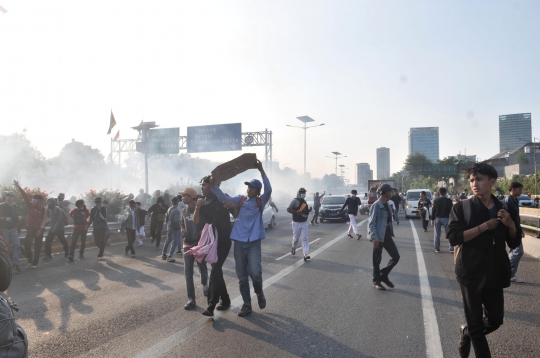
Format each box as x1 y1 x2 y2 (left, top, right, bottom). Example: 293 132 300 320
135 219 367 358
275 238 322 260
409 219 443 358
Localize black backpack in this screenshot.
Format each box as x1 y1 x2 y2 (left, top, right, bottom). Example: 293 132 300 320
0 294 28 358
73 210 85 225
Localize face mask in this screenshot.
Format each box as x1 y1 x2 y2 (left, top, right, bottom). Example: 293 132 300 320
352 194 356 197
299 193 306 199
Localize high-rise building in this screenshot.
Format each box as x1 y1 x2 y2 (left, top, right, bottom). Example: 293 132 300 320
408 127 439 162
356 163 371 186
499 113 532 153
369 170 373 180
376 147 390 179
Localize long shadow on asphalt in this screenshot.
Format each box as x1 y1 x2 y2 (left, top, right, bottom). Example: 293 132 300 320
212 312 376 358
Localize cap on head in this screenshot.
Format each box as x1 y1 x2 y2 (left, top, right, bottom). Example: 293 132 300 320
4 192 15 198
58 193 65 198
179 188 197 198
244 179 263 190
378 184 396 194
298 187 306 193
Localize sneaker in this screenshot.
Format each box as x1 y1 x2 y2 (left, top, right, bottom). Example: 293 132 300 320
347 233 353 239
291 246 296 255
458 324 471 358
202 306 215 317
184 300 196 310
373 283 386 291
43 256 52 261
381 277 395 288
131 254 136 258
27 262 33 267
64 251 69 258
303 255 310 261
13 265 21 273
161 255 167 260
257 292 266 309
356 234 362 240
68 256 74 262
237 304 252 317
167 257 176 263
98 256 104 261
30 265 37 269
203 285 209 297
510 276 525 283
216 301 231 311
435 249 440 253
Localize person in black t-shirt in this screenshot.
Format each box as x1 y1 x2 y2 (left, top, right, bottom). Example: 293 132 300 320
147 197 169 249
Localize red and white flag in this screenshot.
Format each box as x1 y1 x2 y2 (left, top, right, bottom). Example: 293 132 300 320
113 130 120 141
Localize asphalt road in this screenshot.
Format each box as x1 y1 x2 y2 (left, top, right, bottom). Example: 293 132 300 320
5 209 540 357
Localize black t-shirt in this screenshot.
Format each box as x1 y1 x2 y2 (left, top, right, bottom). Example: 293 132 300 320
200 197 232 239
148 204 169 223
390 195 401 206
182 206 205 246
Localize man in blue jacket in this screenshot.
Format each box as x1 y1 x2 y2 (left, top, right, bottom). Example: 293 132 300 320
368 184 400 291
338 190 362 240
211 160 272 317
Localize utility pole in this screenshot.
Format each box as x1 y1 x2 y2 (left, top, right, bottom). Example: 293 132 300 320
133 121 159 194
287 116 325 176
327 152 347 175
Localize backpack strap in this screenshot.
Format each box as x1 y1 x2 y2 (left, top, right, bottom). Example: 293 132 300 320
238 196 263 215
462 199 472 227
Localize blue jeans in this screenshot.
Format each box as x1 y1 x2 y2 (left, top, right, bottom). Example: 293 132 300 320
433 217 450 251
1 228 20 266
509 242 524 277
234 240 263 305
162 230 181 258
184 253 208 301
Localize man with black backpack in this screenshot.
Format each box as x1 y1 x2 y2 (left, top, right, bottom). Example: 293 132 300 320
211 160 272 317
68 200 90 261
88 197 108 260
288 188 313 260
448 163 521 358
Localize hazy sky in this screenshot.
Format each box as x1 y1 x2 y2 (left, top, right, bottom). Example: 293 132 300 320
2 0 539 183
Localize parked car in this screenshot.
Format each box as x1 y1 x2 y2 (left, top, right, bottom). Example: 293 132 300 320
404 189 433 219
518 195 534 207
229 202 277 229
319 195 348 222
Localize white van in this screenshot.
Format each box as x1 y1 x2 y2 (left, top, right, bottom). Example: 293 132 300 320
405 189 433 219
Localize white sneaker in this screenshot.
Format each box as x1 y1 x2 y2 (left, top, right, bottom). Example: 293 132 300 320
510 276 525 283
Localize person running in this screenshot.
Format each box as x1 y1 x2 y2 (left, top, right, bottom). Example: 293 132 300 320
287 187 312 261
180 188 208 309
430 187 453 253
14 180 47 271
0 191 23 272
43 198 69 261
506 181 526 283
121 199 139 258
390 190 401 224
210 160 272 317
418 191 432 232
88 197 108 260
161 197 181 263
368 183 400 291
338 190 362 240
195 175 233 317
310 191 325 225
448 163 521 358
135 202 147 246
68 199 90 261
147 196 168 250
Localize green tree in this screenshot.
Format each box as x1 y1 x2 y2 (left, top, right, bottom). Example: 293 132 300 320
403 152 433 172
515 151 529 165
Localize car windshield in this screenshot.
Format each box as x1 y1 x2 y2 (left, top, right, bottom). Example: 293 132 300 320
518 195 531 201
407 191 432 201
322 196 346 205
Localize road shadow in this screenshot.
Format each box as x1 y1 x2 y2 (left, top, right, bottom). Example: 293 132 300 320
213 312 376 358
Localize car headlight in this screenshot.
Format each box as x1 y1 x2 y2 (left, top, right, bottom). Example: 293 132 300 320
405 205 409 209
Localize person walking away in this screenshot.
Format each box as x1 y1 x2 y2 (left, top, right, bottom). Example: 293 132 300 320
135 202 147 246
418 191 432 232
310 191 325 225
390 190 401 224
447 163 521 358
44 198 69 261
147 196 168 250
194 176 233 317
121 200 139 258
337 190 362 240
287 187 312 260
430 187 453 253
368 183 400 291
161 197 181 262
180 188 208 309
506 181 526 283
210 160 272 317
68 200 90 261
135 188 151 210
148 190 161 207
14 180 47 271
88 197 108 260
0 191 23 272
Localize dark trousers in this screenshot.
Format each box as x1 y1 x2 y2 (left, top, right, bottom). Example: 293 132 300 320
24 227 43 266
372 235 400 283
311 207 320 223
421 212 428 230
93 228 106 257
69 229 88 257
208 236 232 308
45 229 68 257
150 220 164 247
460 284 504 358
125 228 136 254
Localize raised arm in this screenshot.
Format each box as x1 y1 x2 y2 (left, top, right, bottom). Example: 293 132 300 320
13 180 31 208
259 173 272 206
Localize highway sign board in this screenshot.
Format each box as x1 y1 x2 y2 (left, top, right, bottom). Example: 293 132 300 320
187 123 242 153
147 127 179 155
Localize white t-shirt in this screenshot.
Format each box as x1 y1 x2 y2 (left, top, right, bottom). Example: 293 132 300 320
388 200 396 212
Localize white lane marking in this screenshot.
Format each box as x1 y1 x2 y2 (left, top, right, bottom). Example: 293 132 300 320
135 220 367 358
409 219 443 358
275 238 322 260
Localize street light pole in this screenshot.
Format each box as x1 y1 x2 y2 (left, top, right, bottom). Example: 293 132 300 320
326 152 347 175
534 137 539 197
286 116 325 176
